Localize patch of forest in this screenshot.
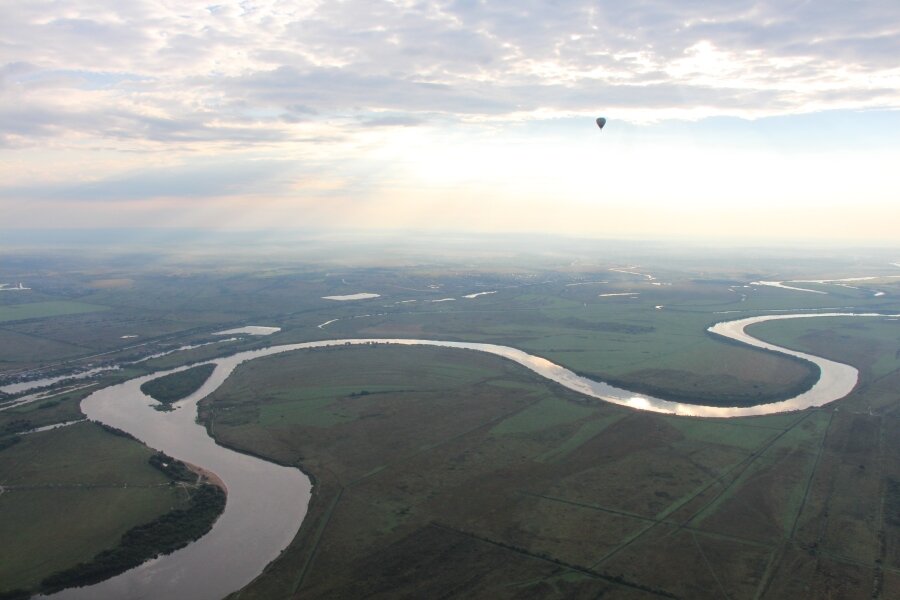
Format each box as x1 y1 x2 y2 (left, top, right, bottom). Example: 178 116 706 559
40 463 225 594
140 363 216 408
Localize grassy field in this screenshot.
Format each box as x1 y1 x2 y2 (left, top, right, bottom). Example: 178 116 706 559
0 385 92 436
750 316 900 379
0 328 86 372
2 247 897 408
198 332 900 599
0 422 191 595
2 247 900 598
0 301 109 323
749 316 900 415
318 298 822 406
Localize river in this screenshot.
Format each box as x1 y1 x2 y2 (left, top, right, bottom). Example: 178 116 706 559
47 312 897 599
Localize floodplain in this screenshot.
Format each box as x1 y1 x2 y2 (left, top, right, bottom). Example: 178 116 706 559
0 422 199 596
1 236 899 599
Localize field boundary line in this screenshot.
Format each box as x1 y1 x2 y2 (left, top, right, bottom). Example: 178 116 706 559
679 411 820 532
873 415 887 599
751 547 782 600
752 409 834 599
788 409 835 539
0 324 95 352
525 491 773 550
345 395 542 488
523 492 655 523
2 482 172 490
592 411 816 569
690 530 731 600
290 486 344 595
430 522 679 599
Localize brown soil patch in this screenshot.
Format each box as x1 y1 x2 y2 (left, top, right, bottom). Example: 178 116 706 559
183 460 227 493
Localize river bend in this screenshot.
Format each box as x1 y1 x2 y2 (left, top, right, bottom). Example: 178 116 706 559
49 312 896 598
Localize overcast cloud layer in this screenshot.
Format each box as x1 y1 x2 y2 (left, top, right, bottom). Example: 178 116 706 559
2 1 900 240
4 0 900 151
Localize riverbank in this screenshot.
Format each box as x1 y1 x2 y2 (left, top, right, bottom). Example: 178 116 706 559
184 461 227 492
47 312 897 598
41 484 225 595
196 318 898 599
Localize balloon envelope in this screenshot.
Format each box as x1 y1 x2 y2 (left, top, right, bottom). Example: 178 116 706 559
596 117 606 130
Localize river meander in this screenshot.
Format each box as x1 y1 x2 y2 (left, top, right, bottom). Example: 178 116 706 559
48 312 897 599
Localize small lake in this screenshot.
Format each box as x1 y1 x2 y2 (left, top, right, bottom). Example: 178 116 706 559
213 326 281 336
322 293 380 301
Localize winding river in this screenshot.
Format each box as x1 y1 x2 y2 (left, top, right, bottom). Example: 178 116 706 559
48 312 897 599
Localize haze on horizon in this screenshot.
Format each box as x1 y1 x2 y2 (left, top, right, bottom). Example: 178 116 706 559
2 1 899 244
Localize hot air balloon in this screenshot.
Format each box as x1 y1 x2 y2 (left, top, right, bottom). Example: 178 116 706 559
596 117 606 130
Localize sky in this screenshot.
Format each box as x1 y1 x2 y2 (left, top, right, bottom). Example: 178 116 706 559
2 0 900 243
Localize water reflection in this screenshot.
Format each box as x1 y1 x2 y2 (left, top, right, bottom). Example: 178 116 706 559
48 355 311 600
49 312 897 598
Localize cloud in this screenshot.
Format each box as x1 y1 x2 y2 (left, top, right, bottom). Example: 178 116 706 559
220 66 516 115
1 0 898 150
360 115 427 127
0 159 293 201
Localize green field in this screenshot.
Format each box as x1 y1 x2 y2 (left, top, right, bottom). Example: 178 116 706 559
0 300 109 323
0 423 191 595
199 331 900 599
2 244 900 598
1 245 896 409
